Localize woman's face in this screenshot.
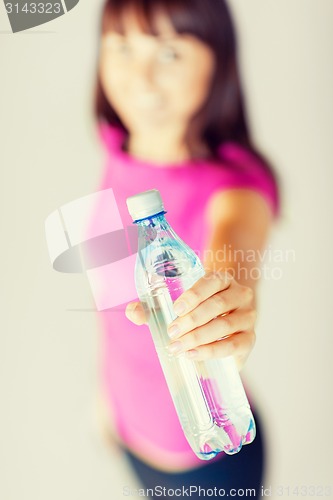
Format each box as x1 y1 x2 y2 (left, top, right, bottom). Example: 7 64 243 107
99 7 216 136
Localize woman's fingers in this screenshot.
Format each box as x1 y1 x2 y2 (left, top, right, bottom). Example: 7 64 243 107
124 270 257 368
184 330 257 371
125 301 147 325
166 308 256 355
167 283 250 340
172 270 234 317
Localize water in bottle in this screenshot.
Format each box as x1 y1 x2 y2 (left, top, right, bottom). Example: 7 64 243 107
126 189 256 460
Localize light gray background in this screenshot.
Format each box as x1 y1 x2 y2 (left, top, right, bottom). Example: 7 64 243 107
0 1 332 498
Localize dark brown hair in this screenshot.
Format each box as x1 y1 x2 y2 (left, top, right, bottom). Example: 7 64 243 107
94 0 280 202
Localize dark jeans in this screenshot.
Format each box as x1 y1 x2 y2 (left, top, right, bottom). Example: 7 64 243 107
122 410 266 499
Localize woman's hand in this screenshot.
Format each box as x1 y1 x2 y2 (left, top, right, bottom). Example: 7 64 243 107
125 270 257 371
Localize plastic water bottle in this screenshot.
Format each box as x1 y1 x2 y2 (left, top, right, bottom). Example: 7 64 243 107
126 189 256 460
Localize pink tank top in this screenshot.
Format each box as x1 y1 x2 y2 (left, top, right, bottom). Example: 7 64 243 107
93 122 280 469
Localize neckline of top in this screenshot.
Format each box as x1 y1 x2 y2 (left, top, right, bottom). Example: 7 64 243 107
97 122 240 172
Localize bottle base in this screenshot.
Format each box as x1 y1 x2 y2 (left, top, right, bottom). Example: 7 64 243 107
194 416 256 460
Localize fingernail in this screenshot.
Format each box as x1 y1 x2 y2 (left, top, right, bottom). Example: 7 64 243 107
167 341 183 354
168 324 180 338
174 301 186 316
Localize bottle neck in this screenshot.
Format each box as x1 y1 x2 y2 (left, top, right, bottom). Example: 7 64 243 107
134 211 179 249
134 211 168 229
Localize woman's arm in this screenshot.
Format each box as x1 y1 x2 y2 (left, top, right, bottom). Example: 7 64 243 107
202 187 274 304
126 188 274 371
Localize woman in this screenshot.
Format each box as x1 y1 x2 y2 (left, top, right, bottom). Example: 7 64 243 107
92 0 281 496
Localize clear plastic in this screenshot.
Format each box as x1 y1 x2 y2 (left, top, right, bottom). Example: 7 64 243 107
133 211 256 460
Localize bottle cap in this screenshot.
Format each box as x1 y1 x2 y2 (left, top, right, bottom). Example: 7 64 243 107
126 189 165 221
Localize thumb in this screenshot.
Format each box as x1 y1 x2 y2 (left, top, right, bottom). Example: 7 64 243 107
125 301 147 325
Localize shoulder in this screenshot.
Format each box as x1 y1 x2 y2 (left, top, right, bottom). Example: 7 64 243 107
205 188 273 236
206 141 280 223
